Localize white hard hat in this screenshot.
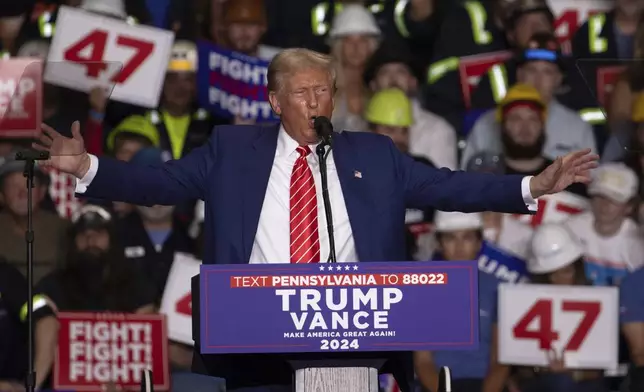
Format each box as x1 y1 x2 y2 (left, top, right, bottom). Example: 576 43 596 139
528 224 583 274
81 0 127 19
589 163 639 204
168 40 198 72
328 4 381 40
434 211 483 232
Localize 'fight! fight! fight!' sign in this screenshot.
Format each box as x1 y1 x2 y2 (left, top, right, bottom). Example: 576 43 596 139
200 261 479 354
54 313 169 391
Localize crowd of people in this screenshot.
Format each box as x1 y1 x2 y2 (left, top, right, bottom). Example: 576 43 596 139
0 0 643 391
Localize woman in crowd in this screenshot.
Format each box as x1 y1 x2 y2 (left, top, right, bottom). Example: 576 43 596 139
483 224 607 392
327 4 381 132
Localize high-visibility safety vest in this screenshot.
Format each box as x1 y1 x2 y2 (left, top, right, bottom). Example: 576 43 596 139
588 13 608 54
146 108 210 160
38 10 138 38
426 1 494 84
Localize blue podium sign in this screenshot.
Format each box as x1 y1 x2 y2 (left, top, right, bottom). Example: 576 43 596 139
200 261 479 354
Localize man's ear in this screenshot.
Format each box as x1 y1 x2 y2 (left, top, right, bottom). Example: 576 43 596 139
268 92 281 115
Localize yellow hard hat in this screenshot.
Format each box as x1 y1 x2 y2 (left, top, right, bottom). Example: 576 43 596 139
496 83 547 121
107 115 160 152
168 40 197 72
632 93 644 122
365 88 413 127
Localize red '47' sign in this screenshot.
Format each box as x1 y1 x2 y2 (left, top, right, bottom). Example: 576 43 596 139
549 0 612 44
160 253 201 346
44 5 174 108
513 299 600 351
0 59 42 138
498 283 618 369
63 30 154 84
54 312 170 391
512 191 589 228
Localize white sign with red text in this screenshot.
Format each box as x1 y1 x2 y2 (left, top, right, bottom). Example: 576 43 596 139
0 59 42 138
160 252 201 346
512 191 589 228
44 6 174 107
548 0 612 45
498 283 618 369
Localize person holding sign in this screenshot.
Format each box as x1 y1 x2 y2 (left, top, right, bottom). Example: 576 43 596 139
563 163 644 286
415 211 500 392
110 41 219 161
483 224 607 392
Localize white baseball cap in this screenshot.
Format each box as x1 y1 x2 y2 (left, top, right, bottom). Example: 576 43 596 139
434 211 483 232
588 163 639 204
81 0 127 19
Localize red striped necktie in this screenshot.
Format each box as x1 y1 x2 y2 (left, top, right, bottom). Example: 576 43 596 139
289 146 320 263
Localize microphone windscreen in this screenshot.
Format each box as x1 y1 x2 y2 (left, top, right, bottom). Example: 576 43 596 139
313 116 333 137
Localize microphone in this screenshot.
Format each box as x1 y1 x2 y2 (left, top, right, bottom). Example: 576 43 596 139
312 116 337 263
313 116 333 146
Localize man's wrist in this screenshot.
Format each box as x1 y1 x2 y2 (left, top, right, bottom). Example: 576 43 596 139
529 176 545 199
76 152 92 179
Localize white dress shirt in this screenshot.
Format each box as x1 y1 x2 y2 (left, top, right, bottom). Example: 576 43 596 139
75 126 538 263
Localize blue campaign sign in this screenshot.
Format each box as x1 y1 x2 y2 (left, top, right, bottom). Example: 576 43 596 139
477 241 529 284
196 41 280 122
200 261 479 354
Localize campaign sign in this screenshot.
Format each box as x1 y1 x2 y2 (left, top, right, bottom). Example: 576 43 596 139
498 284 618 369
54 312 170 391
197 41 279 122
458 50 512 108
478 241 529 284
160 252 202 346
0 59 42 138
512 191 589 227
597 66 626 108
200 261 479 354
549 0 611 44
44 6 174 108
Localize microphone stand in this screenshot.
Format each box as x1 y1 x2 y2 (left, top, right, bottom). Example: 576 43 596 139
15 149 50 392
316 140 337 263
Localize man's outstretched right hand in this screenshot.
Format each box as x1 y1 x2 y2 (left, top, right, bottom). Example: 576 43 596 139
33 121 92 179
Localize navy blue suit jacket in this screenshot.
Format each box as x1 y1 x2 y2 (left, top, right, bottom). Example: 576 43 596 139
82 123 531 265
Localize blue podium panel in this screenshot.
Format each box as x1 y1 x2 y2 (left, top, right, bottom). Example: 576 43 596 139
200 261 479 354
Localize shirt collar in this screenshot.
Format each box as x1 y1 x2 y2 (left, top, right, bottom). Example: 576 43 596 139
276 124 321 159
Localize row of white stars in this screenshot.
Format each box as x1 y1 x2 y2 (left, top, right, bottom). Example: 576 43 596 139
319 265 359 271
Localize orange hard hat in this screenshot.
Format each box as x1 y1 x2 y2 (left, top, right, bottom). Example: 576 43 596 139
224 0 267 25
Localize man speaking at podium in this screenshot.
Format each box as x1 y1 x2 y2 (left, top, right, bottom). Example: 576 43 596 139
35 48 597 390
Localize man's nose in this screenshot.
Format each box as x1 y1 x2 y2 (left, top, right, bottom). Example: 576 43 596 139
307 91 318 109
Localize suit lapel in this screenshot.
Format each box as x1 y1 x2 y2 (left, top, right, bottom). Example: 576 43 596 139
332 133 374 262
241 124 279 263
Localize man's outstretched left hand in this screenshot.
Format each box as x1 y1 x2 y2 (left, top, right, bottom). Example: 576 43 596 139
530 149 599 199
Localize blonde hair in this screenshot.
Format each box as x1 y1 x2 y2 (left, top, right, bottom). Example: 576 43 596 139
267 48 337 94
329 36 379 90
